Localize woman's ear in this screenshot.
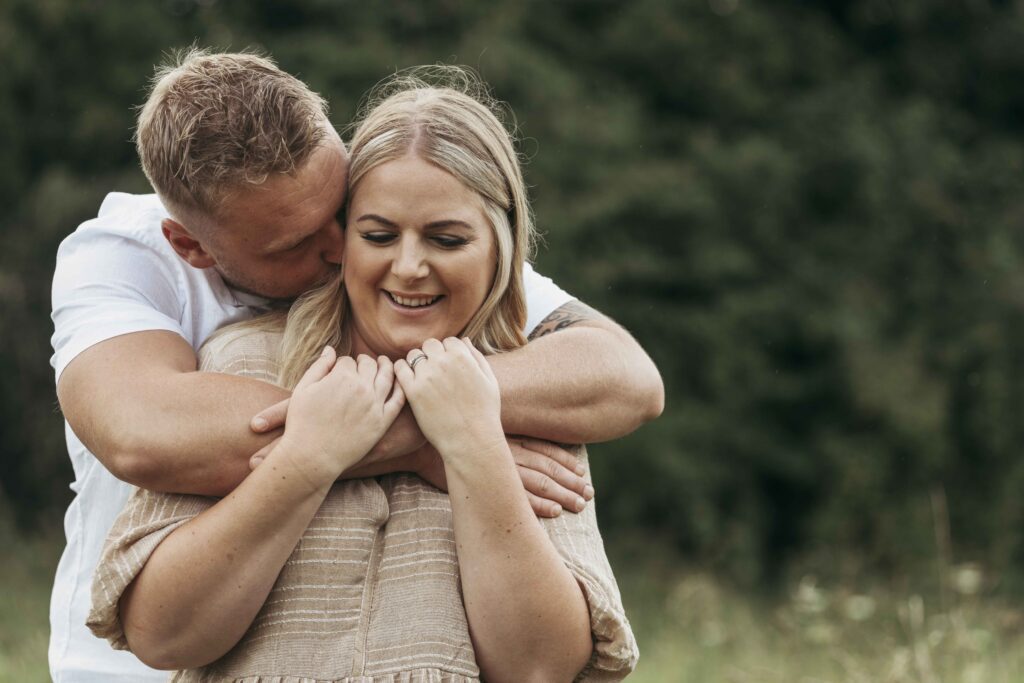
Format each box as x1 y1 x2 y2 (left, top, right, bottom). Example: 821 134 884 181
161 218 217 269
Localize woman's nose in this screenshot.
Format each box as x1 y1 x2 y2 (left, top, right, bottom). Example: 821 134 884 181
392 240 429 280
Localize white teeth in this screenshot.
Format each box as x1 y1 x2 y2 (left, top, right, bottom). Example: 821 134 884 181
388 292 440 307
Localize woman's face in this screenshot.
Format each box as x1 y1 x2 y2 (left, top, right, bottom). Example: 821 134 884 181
343 154 497 360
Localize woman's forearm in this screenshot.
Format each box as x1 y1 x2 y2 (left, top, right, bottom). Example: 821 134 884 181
120 444 332 670
443 441 593 683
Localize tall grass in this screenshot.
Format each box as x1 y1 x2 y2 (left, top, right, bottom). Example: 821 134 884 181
0 519 59 683
614 543 1024 683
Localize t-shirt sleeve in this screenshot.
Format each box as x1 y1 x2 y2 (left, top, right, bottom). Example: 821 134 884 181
51 229 186 383
539 446 639 681
522 262 575 336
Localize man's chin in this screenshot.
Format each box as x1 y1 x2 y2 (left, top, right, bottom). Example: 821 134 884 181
221 278 296 304
219 268 340 304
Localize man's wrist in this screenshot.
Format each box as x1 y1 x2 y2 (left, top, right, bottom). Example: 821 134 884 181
364 409 426 463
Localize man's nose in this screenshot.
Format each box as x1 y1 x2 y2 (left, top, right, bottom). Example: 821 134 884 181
320 220 344 265
392 240 429 280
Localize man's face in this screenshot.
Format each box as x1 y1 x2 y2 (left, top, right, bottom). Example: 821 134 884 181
199 134 349 300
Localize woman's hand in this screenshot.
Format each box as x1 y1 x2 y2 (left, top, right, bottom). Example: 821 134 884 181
278 347 405 488
394 337 505 460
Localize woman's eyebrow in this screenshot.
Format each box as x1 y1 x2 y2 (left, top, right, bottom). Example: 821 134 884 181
424 219 474 231
355 213 398 227
356 215 476 231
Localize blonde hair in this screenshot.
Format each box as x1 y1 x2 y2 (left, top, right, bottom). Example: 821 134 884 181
136 47 331 219
275 66 536 388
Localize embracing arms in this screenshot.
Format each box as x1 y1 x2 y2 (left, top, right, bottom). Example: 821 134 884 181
493 300 663 443
116 349 404 668
57 330 284 496
59 300 662 498
115 342 597 679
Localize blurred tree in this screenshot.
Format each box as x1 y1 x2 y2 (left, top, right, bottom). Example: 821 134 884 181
3 0 1024 589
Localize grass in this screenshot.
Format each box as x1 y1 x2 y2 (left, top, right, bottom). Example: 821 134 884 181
4 521 1024 682
614 546 1024 683
0 520 60 683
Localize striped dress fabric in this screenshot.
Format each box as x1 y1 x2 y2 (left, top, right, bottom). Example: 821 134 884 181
87 329 639 682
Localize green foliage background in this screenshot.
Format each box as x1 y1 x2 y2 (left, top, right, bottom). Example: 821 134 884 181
2 0 1023 591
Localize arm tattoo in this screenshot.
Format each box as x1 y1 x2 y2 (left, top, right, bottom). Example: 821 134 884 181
527 301 599 341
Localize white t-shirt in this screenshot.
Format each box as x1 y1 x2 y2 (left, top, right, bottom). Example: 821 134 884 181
48 192 573 683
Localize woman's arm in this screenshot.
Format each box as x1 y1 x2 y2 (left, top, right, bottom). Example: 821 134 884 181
118 350 403 669
396 338 593 682
445 440 593 682
119 439 334 669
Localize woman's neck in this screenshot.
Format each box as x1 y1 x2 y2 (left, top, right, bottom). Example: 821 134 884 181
346 329 407 362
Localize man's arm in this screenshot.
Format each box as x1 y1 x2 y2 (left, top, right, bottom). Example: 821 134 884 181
63 300 658 498
490 300 664 443
255 300 663 447
57 330 289 497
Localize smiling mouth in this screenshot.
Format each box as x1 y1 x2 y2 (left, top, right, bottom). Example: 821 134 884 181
385 291 444 308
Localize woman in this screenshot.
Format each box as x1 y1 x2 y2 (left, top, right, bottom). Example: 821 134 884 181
89 67 638 682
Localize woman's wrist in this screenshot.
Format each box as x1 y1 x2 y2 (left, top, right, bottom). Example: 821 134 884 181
268 436 342 497
438 431 513 477
438 423 506 457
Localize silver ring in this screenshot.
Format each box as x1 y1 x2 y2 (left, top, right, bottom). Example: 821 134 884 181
409 353 428 370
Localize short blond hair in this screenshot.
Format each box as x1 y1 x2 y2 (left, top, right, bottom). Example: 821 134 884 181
275 66 535 387
135 47 331 217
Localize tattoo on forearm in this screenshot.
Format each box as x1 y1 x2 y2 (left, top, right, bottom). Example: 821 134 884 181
527 301 597 341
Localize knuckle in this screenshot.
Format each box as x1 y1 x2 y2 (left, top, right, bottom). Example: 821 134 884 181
543 459 561 479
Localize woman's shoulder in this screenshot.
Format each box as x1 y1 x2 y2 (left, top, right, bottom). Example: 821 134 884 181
198 319 285 384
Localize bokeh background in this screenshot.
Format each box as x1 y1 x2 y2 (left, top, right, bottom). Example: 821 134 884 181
3 0 1024 680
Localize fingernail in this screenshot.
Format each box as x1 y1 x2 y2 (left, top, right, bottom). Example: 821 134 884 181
575 464 586 476
251 456 264 468
252 417 267 431
321 346 331 358
576 496 586 511
551 504 562 516
583 485 595 500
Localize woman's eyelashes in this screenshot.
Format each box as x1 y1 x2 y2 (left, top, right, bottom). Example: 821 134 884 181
360 232 396 244
360 231 470 249
432 234 469 248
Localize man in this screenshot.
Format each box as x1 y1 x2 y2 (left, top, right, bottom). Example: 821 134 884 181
50 49 663 682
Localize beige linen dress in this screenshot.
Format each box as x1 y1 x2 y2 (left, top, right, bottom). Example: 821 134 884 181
87 329 638 682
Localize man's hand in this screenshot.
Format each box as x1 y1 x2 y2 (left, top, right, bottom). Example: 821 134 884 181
410 438 594 518
250 397 289 434
511 437 595 516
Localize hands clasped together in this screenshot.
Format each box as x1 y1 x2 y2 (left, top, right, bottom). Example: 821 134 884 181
258 337 594 514
277 338 506 490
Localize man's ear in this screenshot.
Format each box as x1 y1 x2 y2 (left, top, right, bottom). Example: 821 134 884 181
161 218 217 269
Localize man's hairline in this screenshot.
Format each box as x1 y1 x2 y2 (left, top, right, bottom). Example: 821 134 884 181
162 129 349 242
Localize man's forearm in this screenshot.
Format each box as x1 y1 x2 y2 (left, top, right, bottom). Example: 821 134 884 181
341 407 426 475
58 331 288 497
121 372 289 495
490 301 664 443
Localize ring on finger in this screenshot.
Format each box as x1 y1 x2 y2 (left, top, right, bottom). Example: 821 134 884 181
409 353 428 370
